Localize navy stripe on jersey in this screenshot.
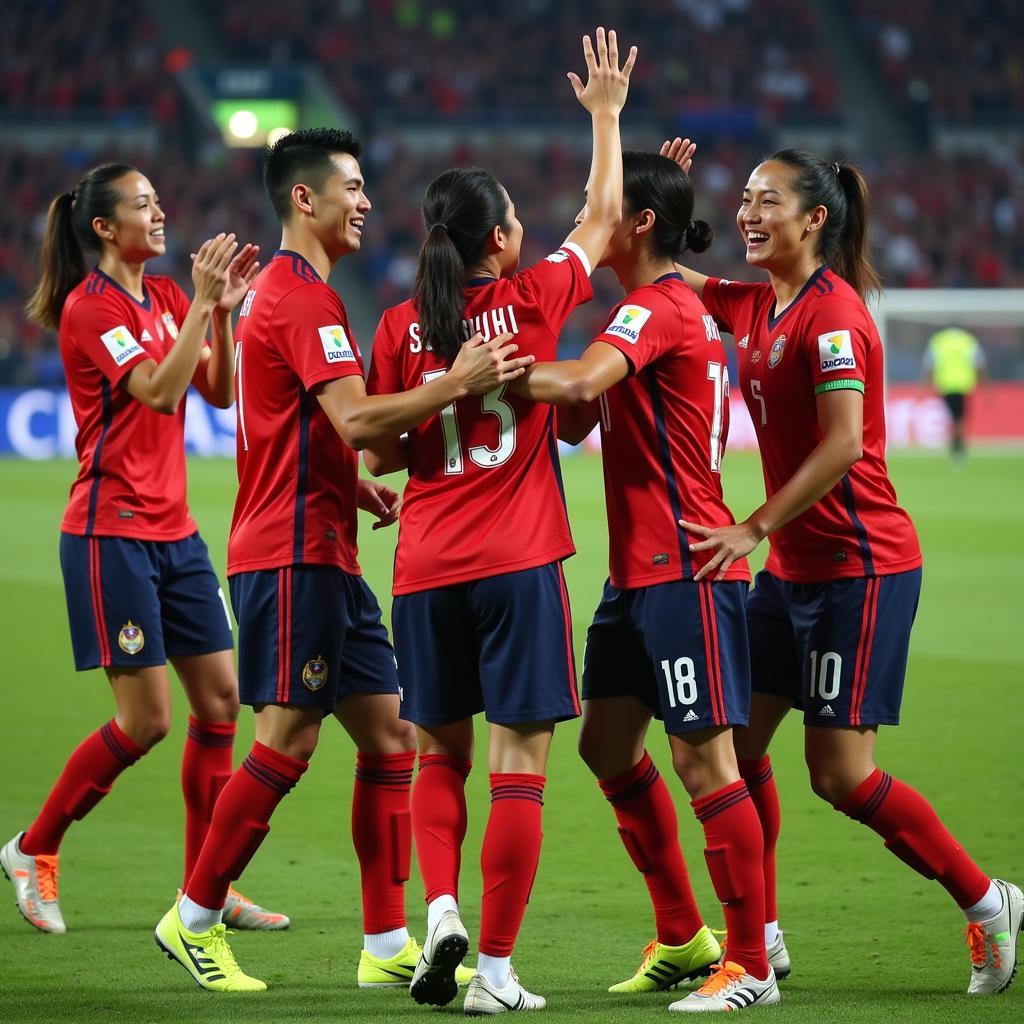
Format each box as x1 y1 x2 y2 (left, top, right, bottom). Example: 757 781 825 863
85 379 114 536
544 405 569 515
97 268 150 310
274 249 322 284
292 386 312 563
840 474 875 575
767 264 826 330
643 366 692 576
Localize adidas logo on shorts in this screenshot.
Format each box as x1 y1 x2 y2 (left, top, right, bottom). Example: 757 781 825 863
819 704 836 717
683 710 700 723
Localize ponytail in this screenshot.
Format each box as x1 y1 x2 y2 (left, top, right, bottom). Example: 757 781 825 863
766 149 881 300
25 162 137 329
413 167 510 362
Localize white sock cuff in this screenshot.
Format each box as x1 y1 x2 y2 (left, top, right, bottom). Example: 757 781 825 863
963 881 1002 923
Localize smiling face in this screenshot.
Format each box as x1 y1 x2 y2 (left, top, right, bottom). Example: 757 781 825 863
93 171 166 261
737 160 826 273
308 152 371 257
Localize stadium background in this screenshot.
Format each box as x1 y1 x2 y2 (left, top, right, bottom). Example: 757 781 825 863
0 2 1021 1022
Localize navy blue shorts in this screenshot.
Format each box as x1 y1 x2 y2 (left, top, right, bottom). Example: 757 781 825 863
229 566 398 711
392 562 579 726
582 578 751 735
746 568 922 727
60 532 234 672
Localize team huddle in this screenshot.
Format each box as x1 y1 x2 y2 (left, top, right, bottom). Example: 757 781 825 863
2 27 1021 1016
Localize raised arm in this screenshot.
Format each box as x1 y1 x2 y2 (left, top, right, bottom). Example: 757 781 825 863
560 27 636 270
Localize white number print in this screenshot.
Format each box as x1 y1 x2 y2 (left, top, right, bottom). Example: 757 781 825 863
660 657 698 708
235 342 249 452
422 370 516 474
809 650 842 700
750 378 767 427
706 361 729 472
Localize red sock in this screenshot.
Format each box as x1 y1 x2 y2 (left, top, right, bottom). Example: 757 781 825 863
692 781 769 979
22 720 146 856
837 769 990 908
738 756 780 924
181 716 235 889
184 741 307 910
352 750 415 933
412 753 472 904
479 773 545 957
599 751 704 945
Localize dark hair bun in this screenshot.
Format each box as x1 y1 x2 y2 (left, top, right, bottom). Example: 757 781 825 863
684 219 713 255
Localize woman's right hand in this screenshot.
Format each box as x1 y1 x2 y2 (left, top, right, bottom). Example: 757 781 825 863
567 27 636 117
660 137 698 173
190 233 239 310
450 332 535 396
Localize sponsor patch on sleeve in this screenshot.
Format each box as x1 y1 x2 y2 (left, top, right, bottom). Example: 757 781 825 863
99 325 145 366
604 304 653 345
817 330 856 373
318 325 357 364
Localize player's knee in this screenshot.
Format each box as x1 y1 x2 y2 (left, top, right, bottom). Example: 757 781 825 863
807 763 859 805
671 748 709 797
121 711 171 750
576 728 603 777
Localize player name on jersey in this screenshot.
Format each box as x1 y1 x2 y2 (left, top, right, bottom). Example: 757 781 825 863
408 304 520 352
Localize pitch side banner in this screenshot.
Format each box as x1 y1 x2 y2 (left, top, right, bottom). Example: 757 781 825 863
1 385 1022 459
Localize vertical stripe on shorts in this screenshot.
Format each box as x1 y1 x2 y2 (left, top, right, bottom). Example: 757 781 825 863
88 537 110 666
555 563 581 716
276 567 293 703
697 581 726 725
851 576 881 726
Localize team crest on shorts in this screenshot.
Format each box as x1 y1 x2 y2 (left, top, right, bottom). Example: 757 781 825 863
118 621 145 655
768 335 786 368
302 656 329 691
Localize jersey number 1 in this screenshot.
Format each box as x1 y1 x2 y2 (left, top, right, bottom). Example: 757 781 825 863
422 370 517 475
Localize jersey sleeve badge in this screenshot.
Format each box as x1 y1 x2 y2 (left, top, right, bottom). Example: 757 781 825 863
318 325 358 364
817 330 856 372
605 304 653 344
100 325 145 366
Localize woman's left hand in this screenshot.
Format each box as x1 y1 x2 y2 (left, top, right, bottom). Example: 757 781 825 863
679 518 763 581
358 479 402 530
218 243 261 311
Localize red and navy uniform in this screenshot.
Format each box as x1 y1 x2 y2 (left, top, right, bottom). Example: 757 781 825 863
229 250 396 709
368 242 593 724
58 269 231 670
702 267 923 725
579 273 751 734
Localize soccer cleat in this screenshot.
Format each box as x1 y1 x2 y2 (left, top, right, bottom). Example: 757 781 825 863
608 926 722 993
966 879 1023 995
668 961 780 1012
154 903 266 991
464 967 546 1015
766 931 791 979
1 832 65 934
223 887 290 931
410 909 471 1005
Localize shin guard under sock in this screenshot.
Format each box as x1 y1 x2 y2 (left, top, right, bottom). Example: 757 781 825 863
181 716 235 889
412 753 472 904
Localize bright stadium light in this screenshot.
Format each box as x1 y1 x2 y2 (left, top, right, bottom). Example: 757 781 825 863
228 109 259 140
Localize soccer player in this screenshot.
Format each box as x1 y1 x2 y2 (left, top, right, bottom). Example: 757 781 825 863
922 324 987 466
154 127 532 993
2 163 288 932
362 28 635 1015
667 142 1022 997
510 151 779 1013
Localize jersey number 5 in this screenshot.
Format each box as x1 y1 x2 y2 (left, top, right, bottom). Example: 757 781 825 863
422 370 517 475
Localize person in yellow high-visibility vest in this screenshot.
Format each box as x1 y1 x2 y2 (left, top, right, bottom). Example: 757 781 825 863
922 326 987 464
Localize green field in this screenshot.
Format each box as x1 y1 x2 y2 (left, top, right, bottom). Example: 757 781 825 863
0 452 1021 1023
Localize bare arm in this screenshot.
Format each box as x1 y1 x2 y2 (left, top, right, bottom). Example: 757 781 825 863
511 342 629 405
682 389 864 580
122 234 238 414
561 28 636 271
363 435 409 477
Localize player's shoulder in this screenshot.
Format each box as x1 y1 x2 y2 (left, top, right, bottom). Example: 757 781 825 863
804 270 873 325
710 275 772 302
61 271 127 327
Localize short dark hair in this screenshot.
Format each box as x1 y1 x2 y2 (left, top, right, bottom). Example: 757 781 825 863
263 127 363 222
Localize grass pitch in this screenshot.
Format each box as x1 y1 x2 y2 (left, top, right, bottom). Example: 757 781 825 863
0 450 1021 1023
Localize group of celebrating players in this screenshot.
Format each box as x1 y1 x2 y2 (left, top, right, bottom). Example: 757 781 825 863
2 26 1020 1016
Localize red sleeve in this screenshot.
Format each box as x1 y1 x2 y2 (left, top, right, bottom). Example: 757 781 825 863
801 298 870 397
63 296 151 385
700 277 764 337
591 294 676 376
274 283 365 391
366 312 403 397
515 243 594 335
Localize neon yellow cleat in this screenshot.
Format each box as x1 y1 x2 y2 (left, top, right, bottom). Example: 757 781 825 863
154 903 266 992
609 926 722 993
358 934 475 989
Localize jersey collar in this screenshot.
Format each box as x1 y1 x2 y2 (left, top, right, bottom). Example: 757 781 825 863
95 268 151 311
466 276 498 288
654 271 684 284
767 265 827 330
274 249 323 283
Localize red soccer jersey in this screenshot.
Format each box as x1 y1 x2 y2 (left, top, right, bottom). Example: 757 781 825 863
60 270 197 540
367 243 593 595
702 267 922 582
228 250 365 576
592 273 750 588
